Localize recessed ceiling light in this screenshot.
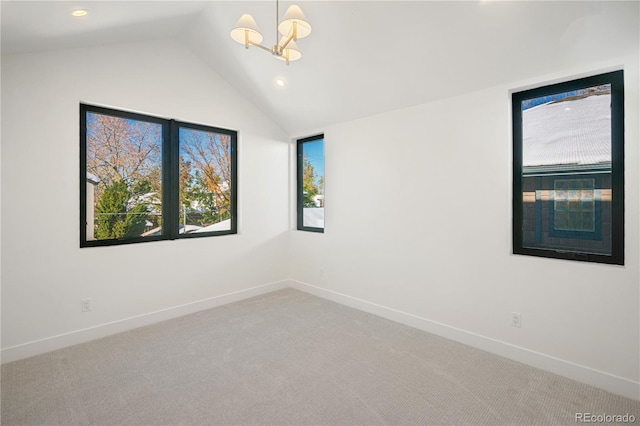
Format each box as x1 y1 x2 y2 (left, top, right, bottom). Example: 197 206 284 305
276 79 286 87
71 9 89 18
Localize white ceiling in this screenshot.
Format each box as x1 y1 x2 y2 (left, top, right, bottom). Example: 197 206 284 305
2 1 638 135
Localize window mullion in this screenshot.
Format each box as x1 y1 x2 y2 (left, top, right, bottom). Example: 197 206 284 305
163 120 179 240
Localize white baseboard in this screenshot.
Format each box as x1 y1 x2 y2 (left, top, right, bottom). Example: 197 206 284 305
289 280 640 401
1 280 289 364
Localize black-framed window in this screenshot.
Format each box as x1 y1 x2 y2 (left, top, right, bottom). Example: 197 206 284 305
297 134 325 232
512 70 624 265
81 104 237 247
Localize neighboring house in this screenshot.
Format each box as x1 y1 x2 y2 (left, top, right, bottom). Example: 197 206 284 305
86 172 100 241
521 93 612 254
301 194 324 228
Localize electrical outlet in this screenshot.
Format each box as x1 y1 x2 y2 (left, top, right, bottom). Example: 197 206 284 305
82 298 92 312
511 312 522 328
319 268 324 278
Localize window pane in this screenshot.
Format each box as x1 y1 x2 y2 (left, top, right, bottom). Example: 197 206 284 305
521 85 611 254
85 112 163 241
552 179 596 232
178 127 233 233
299 137 325 230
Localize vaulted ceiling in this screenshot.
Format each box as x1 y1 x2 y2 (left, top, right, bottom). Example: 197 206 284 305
2 1 638 135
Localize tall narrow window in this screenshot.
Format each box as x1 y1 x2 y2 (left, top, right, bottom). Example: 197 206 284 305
81 104 237 247
297 134 325 232
512 70 624 264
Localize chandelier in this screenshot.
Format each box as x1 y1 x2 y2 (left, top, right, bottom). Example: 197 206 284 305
230 1 312 65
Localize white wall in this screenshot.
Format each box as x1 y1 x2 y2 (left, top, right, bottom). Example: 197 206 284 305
290 56 640 399
1 39 290 360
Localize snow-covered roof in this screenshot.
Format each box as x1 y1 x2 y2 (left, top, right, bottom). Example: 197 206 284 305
192 219 231 233
303 208 324 229
139 220 231 237
522 94 611 167
86 172 100 185
180 224 203 234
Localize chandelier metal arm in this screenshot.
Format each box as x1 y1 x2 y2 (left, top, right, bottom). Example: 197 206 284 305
242 30 272 53
243 25 297 63
245 38 272 53
279 22 298 50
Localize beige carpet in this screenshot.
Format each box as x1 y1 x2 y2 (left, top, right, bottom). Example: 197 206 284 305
2 288 639 425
